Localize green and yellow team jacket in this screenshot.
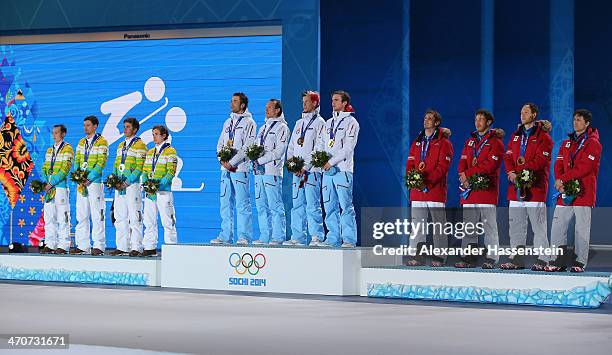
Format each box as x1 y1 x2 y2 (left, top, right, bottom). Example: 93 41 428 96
142 143 178 191
41 142 74 189
112 137 147 184
73 133 109 183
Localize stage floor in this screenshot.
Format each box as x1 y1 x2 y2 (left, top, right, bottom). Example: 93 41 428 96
1 281 611 355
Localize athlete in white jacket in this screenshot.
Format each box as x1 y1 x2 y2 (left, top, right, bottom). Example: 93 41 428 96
284 91 326 246
211 92 257 245
320 90 360 248
252 99 290 245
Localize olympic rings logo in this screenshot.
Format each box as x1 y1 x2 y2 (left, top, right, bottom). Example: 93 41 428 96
228 252 267 276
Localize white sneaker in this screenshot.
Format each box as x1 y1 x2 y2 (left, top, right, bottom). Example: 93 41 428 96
269 240 281 246
318 242 333 248
341 242 356 248
210 238 228 245
252 240 268 245
236 238 249 245
309 237 321 247
283 239 306 246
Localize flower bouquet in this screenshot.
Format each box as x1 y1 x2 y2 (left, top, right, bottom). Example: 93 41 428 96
514 169 536 200
405 169 426 191
311 151 337 175
70 168 89 197
143 179 161 200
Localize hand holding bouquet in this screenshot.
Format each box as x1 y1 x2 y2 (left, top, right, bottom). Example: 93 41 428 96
405 169 426 191
311 151 338 175
143 179 161 200
70 168 89 196
285 156 305 174
467 173 490 191
245 144 265 161
560 179 581 205
29 179 46 194
217 146 237 163
104 174 127 193
514 169 536 200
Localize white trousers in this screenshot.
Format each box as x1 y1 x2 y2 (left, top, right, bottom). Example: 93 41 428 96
143 191 177 250
43 187 71 250
550 206 592 266
75 183 106 251
409 201 448 259
114 183 144 252
462 204 500 262
508 201 550 262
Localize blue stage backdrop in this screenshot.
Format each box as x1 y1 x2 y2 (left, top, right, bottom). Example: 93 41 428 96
0 33 282 247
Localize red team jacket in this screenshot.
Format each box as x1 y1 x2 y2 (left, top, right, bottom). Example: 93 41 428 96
406 128 454 203
504 121 553 202
554 127 602 207
458 129 505 205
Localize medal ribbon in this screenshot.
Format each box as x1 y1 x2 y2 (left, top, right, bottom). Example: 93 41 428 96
228 116 244 142
519 127 532 157
420 133 433 163
84 133 101 164
299 114 317 142
121 137 140 165
50 141 66 172
259 121 278 146
569 132 588 167
152 142 170 174
329 115 347 141
473 132 490 161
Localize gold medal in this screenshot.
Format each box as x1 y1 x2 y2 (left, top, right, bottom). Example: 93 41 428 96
472 157 478 166
297 137 305 146
418 161 426 171
328 139 335 148
569 161 574 168
517 156 525 165
118 164 125 172
226 139 234 147
81 162 88 169
48 168 53 174
148 172 154 179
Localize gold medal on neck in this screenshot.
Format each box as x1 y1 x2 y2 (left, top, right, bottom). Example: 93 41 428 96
418 161 426 171
81 162 88 169
517 156 526 165
118 164 125 172
328 139 335 148
297 137 305 146
472 157 478 166
148 172 154 179
226 139 234 147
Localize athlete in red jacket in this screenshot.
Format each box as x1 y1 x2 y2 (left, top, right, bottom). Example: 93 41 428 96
501 103 553 271
455 109 505 269
546 109 602 273
405 109 453 266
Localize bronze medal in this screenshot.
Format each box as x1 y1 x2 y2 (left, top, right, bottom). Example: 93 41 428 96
517 156 525 165
297 137 305 146
48 168 53 174
418 161 426 171
472 157 478 166
226 139 233 147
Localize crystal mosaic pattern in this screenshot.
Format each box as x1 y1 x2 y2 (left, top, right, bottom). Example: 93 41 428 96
0 264 149 286
367 278 612 308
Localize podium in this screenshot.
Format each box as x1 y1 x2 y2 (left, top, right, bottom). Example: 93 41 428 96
362 266 612 308
161 244 362 295
0 254 161 286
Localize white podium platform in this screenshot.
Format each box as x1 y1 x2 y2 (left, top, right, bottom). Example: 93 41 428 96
361 266 612 308
161 244 362 295
0 254 161 286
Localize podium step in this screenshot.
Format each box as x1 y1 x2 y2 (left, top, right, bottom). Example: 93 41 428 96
161 244 362 295
0 254 161 286
362 266 612 308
